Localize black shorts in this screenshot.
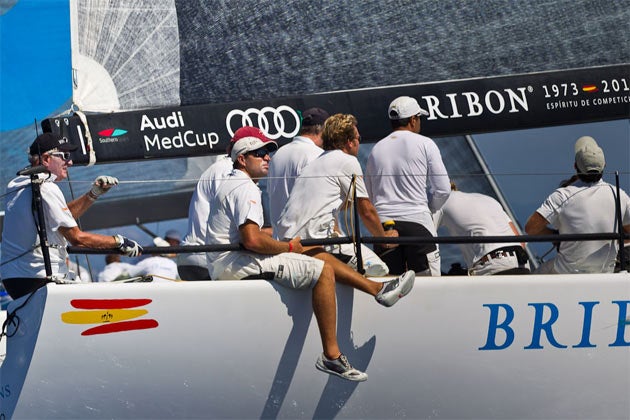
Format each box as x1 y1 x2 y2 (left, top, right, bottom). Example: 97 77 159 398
374 220 437 275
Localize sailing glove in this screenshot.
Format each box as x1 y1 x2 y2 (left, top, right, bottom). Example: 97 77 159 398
89 175 119 199
113 234 143 257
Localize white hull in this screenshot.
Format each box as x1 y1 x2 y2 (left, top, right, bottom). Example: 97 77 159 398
2 273 629 419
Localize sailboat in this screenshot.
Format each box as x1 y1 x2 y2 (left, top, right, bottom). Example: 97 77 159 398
1 1 629 418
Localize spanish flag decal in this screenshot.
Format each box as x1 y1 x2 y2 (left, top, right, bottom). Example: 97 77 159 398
61 298 159 336
582 84 598 93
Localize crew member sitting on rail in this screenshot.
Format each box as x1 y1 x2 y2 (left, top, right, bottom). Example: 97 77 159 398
275 113 396 276
204 126 415 382
269 109 389 276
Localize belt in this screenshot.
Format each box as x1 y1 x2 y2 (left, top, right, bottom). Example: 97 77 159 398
475 246 520 265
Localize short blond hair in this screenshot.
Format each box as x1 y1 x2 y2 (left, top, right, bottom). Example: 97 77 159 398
322 114 357 151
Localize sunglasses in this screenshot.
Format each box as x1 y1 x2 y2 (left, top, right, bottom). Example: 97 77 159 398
247 148 271 158
49 151 72 161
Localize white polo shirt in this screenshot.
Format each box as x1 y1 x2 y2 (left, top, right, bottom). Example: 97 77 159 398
276 150 368 240
182 155 233 246
1 174 76 279
536 179 630 273
205 169 265 279
434 190 522 267
267 137 323 231
366 130 450 235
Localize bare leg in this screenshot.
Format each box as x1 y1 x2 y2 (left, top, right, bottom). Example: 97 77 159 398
312 262 341 360
305 246 382 296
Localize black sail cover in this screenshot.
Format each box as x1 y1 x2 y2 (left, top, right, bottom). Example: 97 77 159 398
45 0 629 164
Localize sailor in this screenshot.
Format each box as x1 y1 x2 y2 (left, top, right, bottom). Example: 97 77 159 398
0 133 142 299
97 254 136 282
176 132 247 280
365 96 451 276
205 126 415 382
433 182 531 275
267 107 329 231
274 113 394 276
525 136 630 273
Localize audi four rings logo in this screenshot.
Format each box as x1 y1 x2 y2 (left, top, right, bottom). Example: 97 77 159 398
226 106 301 140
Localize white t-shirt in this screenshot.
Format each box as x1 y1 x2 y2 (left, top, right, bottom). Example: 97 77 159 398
275 150 368 240
205 169 265 279
1 174 77 279
178 156 233 269
133 256 179 280
267 137 323 231
182 155 233 246
366 130 450 234
97 262 137 282
434 191 522 267
536 179 630 273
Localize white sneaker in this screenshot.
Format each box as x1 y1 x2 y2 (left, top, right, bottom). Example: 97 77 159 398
315 353 368 382
375 270 415 307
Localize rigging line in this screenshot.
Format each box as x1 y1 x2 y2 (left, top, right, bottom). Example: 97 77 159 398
109 10 177 80
53 171 630 187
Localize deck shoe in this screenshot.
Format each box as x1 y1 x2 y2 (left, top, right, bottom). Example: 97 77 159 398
375 270 415 307
315 353 368 382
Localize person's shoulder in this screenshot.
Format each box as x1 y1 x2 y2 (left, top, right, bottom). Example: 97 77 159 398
201 156 232 176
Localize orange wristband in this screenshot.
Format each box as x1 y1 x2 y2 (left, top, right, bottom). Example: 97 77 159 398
288 242 293 252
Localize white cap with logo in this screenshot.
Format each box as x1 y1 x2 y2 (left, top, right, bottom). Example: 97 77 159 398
388 96 429 120
574 135 605 173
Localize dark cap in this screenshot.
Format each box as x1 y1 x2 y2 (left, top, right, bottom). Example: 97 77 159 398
29 133 78 156
301 107 330 127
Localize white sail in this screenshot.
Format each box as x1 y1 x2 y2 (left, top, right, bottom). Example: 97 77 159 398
71 0 180 112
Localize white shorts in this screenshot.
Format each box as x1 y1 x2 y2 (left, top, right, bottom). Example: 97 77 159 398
325 243 389 276
470 254 528 276
216 252 324 290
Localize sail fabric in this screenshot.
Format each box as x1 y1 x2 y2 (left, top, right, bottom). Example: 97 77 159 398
70 0 630 112
71 0 180 112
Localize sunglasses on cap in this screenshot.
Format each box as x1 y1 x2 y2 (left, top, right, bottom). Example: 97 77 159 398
247 148 271 158
48 151 72 161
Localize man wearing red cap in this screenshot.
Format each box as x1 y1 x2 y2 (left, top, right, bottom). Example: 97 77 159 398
205 126 415 382
1 133 142 299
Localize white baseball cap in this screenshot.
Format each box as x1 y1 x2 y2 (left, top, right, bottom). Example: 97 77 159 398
574 135 605 173
388 96 429 120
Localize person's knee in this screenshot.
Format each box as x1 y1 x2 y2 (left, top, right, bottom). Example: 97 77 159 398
317 263 335 287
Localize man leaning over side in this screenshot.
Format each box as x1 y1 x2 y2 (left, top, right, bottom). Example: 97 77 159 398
525 136 630 274
204 127 415 382
1 133 142 299
366 96 451 276
434 182 531 275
